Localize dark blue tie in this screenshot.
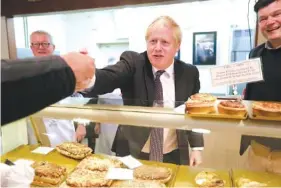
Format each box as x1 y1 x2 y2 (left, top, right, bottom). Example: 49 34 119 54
149 70 165 162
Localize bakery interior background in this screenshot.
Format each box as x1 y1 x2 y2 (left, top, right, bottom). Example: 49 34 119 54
3 0 257 96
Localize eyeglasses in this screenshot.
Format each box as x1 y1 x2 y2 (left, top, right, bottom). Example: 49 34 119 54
31 42 51 48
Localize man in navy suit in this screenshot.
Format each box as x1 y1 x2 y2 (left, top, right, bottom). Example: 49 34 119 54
83 16 204 165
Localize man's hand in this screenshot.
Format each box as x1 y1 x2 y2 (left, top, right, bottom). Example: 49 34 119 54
94 123 101 134
75 124 86 142
189 150 203 166
61 52 95 91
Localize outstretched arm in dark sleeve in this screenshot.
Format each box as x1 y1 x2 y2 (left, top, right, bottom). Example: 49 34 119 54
1 56 76 125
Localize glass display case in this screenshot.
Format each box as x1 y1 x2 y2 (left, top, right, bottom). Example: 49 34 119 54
1 96 281 187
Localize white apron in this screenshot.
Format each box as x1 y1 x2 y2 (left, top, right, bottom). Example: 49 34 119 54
43 118 75 147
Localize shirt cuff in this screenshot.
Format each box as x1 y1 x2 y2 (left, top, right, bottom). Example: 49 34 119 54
191 147 204 151
72 118 90 126
71 93 83 97
86 75 96 89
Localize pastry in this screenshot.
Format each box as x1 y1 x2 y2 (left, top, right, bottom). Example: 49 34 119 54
65 168 112 187
76 156 122 171
218 100 247 116
236 177 267 187
252 101 281 117
186 93 217 114
195 171 225 187
133 165 172 183
31 161 66 187
56 142 92 159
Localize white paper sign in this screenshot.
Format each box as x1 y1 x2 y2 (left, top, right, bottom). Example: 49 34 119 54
13 159 34 166
118 155 143 169
210 58 263 87
31 147 54 155
105 168 133 180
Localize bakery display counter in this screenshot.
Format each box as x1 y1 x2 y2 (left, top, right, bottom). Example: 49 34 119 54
32 99 281 139
1 145 77 187
2 144 281 187
1 145 78 174
1 145 179 187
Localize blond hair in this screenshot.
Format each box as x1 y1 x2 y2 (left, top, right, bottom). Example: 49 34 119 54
30 30 54 44
145 16 182 45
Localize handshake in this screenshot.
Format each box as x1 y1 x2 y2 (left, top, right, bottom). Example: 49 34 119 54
61 51 95 92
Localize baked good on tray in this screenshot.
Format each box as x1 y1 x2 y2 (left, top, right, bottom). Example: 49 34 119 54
65 168 112 187
76 156 122 171
31 161 67 187
195 171 225 187
218 100 247 116
236 177 267 187
133 165 172 184
56 142 92 159
185 93 217 114
111 180 166 187
252 101 281 117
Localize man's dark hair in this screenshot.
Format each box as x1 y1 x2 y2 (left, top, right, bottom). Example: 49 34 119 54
254 0 276 13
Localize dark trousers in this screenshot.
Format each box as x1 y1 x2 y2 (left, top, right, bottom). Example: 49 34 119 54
139 149 180 165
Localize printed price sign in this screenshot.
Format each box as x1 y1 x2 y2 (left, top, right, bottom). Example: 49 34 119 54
118 155 142 169
31 147 54 155
210 58 263 87
106 168 133 180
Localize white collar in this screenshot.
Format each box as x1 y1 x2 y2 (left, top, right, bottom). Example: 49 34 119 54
265 41 281 50
152 60 174 78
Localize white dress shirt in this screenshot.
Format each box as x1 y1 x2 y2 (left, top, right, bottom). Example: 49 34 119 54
141 62 178 154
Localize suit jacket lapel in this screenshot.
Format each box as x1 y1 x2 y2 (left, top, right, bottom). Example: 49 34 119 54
174 60 184 107
143 53 155 107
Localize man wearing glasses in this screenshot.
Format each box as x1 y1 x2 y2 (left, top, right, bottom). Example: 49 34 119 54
28 31 90 148
30 30 55 57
